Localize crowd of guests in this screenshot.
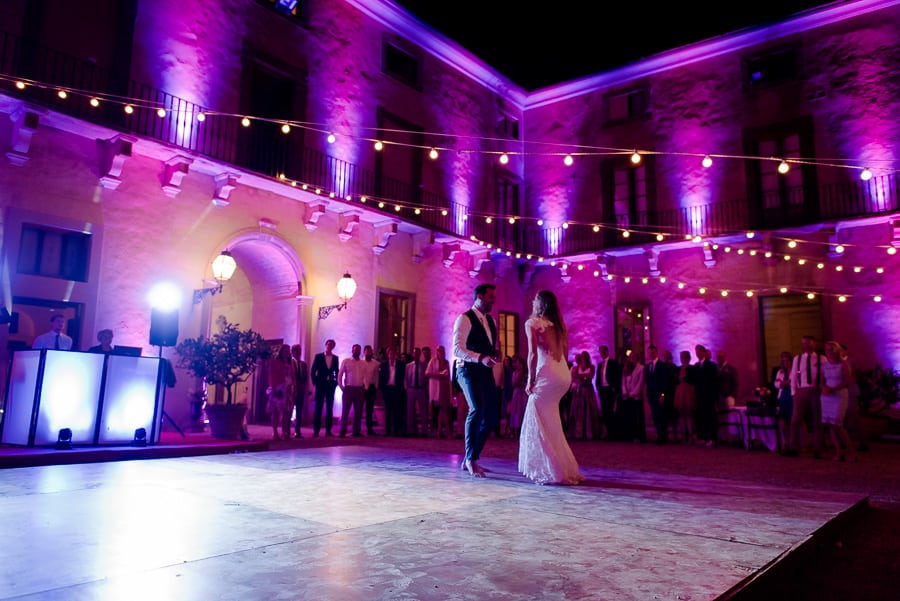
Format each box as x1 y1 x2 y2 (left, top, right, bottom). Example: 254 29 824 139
267 334 868 463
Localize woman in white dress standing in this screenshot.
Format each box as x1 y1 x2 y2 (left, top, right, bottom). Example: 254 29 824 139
518 290 585 485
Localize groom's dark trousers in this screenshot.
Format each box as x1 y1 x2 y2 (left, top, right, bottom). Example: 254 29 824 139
457 361 498 462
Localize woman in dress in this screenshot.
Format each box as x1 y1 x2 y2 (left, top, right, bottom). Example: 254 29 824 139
425 345 453 438
506 355 528 438
772 351 794 453
821 341 857 462
267 344 296 440
673 350 697 444
518 290 584 485
568 350 601 440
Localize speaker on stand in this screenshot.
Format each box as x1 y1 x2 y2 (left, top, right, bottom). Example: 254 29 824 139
150 307 184 437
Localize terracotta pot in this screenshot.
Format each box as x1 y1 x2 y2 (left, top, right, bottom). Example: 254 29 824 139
205 403 248 440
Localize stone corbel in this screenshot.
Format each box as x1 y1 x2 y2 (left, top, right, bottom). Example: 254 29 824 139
6 105 42 166
338 212 362 242
96 134 137 190
825 227 845 259
702 243 717 268
519 261 536 287
494 255 512 281
557 260 571 283
891 219 900 248
212 172 240 207
372 220 399 255
596 254 610 279
645 248 660 277
304 203 327 231
411 232 434 263
161 155 193 198
442 243 462 268
468 249 492 278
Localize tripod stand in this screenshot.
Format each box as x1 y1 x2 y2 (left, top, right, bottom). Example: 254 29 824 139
157 345 185 438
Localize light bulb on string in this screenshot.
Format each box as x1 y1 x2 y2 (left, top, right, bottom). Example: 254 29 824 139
196 112 206 122
374 140 383 151
89 97 100 107
281 123 291 134
124 104 134 114
630 151 641 164
499 153 509 165
563 154 574 166
15 81 26 90
860 168 873 181
428 148 439 160
241 116 251 127
57 89 67 99
778 160 790 174
702 155 713 168
157 108 167 118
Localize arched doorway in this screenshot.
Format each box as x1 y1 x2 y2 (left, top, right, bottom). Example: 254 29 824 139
199 231 310 424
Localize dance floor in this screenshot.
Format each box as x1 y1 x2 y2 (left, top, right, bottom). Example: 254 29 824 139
0 444 865 600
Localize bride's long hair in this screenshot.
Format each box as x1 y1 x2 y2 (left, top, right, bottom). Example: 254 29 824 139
533 290 567 340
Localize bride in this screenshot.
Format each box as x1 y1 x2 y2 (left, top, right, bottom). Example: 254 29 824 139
518 290 585 485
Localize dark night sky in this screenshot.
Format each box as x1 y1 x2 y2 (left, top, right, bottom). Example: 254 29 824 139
394 1 838 90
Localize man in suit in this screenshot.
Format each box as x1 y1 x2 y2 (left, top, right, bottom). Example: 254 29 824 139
786 334 825 458
645 345 670 444
694 344 720 446
362 344 381 435
379 347 405 436
595 344 622 440
452 283 500 477
310 339 339 437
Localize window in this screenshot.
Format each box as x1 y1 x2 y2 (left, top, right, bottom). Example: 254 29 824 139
17 223 90 281
744 118 815 227
606 88 650 123
383 40 420 88
497 311 519 360
376 289 413 356
495 173 522 250
744 47 799 88
497 112 519 140
612 163 648 231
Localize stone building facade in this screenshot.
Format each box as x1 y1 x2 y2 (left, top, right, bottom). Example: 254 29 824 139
0 0 898 426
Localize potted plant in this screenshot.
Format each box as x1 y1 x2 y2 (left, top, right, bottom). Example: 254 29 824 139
175 315 271 439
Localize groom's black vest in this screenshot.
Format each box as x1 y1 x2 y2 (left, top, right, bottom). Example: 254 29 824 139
463 309 496 360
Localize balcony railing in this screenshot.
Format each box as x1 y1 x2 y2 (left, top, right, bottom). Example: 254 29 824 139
2 31 897 260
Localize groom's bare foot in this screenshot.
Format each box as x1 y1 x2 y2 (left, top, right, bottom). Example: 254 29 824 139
464 459 486 477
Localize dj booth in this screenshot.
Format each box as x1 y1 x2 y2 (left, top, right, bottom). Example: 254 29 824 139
1 349 167 447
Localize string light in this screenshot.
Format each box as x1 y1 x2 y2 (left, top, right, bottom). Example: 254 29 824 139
702 155 713 168
428 148 439 160
327 133 336 143
281 123 290 134
124 104 134 114
374 140 383 151
89 97 100 107
156 108 166 118
241 116 250 127
564 154 574 166
778 160 790 174
197 112 206 122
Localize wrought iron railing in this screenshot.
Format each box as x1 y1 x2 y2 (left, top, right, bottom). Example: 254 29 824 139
2 30 897 260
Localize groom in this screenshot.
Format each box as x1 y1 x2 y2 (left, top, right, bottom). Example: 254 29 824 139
452 283 500 477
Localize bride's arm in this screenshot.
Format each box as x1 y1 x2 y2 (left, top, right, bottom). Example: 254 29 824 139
525 321 538 395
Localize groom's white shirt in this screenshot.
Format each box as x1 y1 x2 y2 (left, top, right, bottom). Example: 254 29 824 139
452 305 491 367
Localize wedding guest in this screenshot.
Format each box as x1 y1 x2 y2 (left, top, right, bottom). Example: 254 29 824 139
773 351 795 456
87 329 114 354
507 355 528 439
821 341 857 462
425 345 453 438
33 314 73 350
568 351 600 439
267 344 296 440
674 350 697 444
788 335 825 459
290 344 309 438
619 352 646 442
595 344 622 440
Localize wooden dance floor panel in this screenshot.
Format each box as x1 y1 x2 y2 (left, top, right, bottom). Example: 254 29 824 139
0 446 864 600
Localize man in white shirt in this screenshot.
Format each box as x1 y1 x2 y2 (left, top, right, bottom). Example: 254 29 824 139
361 345 380 435
32 314 73 350
785 334 824 458
337 344 367 437
452 283 499 477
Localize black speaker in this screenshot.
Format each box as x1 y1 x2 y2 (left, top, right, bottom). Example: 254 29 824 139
149 308 179 347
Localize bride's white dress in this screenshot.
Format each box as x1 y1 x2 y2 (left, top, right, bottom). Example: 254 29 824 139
518 317 585 485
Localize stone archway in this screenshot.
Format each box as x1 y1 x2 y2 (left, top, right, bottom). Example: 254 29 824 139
202 231 310 418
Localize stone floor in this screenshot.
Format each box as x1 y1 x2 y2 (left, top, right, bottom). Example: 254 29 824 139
0 440 867 601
